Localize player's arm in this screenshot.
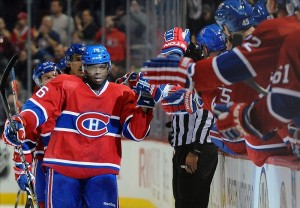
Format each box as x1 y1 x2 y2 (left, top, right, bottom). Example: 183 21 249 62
213 96 283 141
2 76 64 146
142 30 262 92
120 88 153 141
20 76 64 134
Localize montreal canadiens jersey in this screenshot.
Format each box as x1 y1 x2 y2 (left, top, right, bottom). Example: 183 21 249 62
268 28 300 126
13 87 56 165
193 15 300 94
21 74 152 179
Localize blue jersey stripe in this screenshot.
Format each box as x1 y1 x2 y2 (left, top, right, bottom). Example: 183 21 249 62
268 89 300 123
23 99 47 125
214 49 254 83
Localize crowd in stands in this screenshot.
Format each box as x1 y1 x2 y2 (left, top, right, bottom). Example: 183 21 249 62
0 0 222 135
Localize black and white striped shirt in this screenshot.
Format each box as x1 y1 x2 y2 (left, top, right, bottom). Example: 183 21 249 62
170 109 214 147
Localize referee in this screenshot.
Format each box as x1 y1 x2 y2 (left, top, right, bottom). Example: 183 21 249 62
169 109 218 208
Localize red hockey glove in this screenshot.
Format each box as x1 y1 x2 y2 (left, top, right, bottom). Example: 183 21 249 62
2 115 26 147
115 71 140 92
213 102 277 141
14 163 35 191
161 27 190 57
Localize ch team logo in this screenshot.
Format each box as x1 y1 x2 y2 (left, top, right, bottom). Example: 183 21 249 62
76 112 110 138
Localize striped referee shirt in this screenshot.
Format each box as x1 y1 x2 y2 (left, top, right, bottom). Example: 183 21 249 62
170 109 214 147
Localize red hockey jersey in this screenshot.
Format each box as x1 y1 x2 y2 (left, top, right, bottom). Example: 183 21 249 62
194 15 300 93
20 74 153 179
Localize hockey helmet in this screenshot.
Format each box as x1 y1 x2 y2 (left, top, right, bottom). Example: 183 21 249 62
215 0 255 33
32 61 60 87
196 23 227 54
65 43 86 62
56 58 67 70
82 45 112 72
252 0 272 25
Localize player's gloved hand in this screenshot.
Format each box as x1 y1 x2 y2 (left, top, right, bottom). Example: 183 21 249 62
161 88 202 114
135 74 155 108
288 124 300 159
213 102 277 141
161 27 190 57
2 115 26 147
14 163 35 191
115 71 140 91
141 55 195 89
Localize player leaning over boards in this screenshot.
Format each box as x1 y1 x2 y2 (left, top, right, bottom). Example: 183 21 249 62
141 0 300 158
3 45 153 208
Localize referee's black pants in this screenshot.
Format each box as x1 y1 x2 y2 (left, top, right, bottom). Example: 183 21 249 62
173 143 218 208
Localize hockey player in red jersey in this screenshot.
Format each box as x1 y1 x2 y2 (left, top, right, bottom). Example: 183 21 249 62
142 0 293 165
210 0 300 159
141 0 300 155
3 45 153 208
13 44 87 207
10 61 61 208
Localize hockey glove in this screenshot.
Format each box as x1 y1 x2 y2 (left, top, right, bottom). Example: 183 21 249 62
115 71 140 92
161 27 190 57
161 88 202 114
213 102 276 141
135 74 155 108
14 163 35 191
2 115 26 147
141 55 195 89
136 75 178 108
288 124 300 159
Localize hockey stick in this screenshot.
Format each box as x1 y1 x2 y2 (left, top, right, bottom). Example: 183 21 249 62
14 188 21 208
11 67 39 208
0 55 39 208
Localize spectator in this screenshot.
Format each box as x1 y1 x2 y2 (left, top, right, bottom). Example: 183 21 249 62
95 16 126 68
113 5 126 32
53 44 66 63
186 0 203 37
74 9 98 43
72 31 83 43
13 49 32 90
119 0 148 68
50 0 74 45
32 15 61 62
10 12 36 52
0 17 15 68
0 17 10 39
